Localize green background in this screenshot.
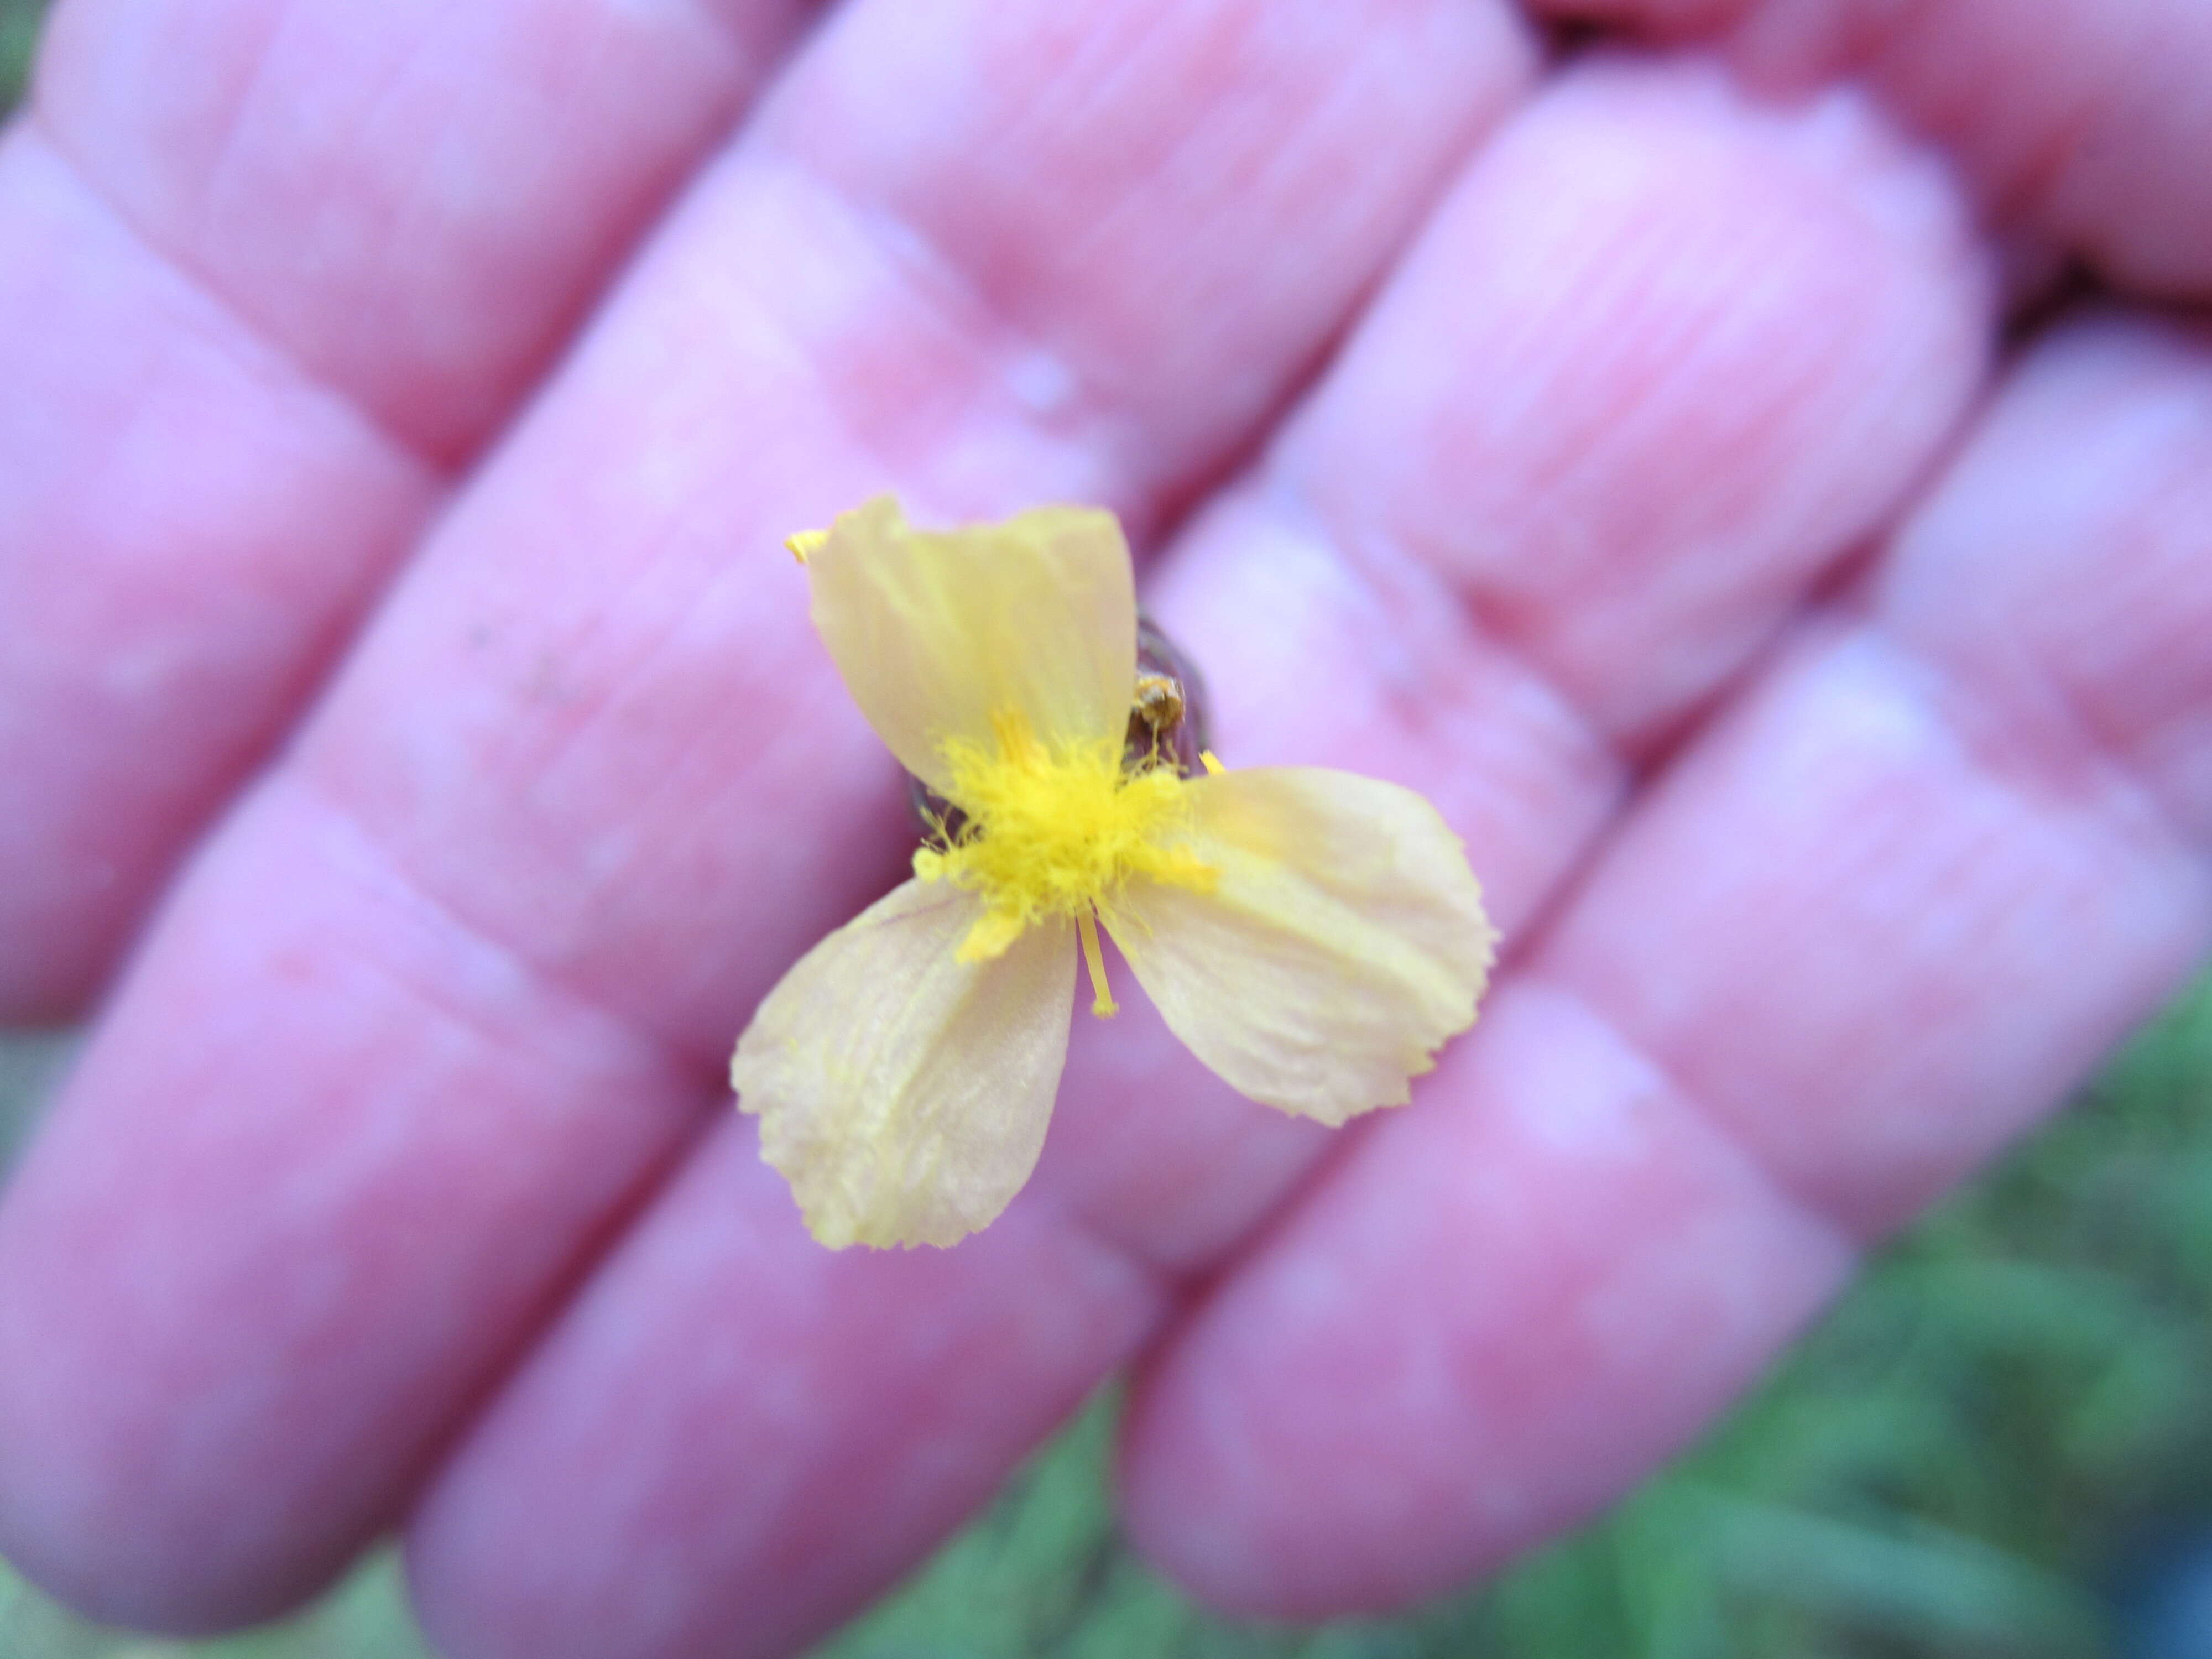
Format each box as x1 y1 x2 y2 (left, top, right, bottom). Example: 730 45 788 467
7 8 2212 1655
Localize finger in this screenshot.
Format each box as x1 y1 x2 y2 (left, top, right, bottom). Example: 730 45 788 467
1531 0 2212 299
1119 307 2212 1614
0 0 1535 1631
0 0 816 1014
422 1128 1166 1659
0 126 436 1015
402 58 1991 1657
35 0 817 455
1046 55 1989 1266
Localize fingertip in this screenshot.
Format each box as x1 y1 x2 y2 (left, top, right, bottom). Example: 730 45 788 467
0 1137 359 1636
0 774 708 1639
1116 1353 1348 1620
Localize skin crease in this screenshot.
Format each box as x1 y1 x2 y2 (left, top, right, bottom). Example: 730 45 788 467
0 5 2208 1659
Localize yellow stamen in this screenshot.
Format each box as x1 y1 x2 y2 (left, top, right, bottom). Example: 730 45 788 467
1199 750 1224 776
786 529 828 564
1077 909 1117 1018
929 709 1214 936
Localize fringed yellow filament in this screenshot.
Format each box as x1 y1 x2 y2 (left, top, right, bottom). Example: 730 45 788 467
1077 908 1117 1017
1199 750 1224 776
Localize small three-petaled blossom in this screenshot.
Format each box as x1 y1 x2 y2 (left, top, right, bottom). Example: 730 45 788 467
729 497 1495 1248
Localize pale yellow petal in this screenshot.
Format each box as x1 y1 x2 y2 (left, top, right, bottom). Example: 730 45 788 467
1107 768 1496 1126
731 878 1076 1248
801 496 1137 794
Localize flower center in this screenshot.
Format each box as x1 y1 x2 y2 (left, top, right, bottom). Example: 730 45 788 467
915 708 1213 982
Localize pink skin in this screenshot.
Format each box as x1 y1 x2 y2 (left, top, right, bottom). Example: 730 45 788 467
0 0 816 1013
0 4 2208 1658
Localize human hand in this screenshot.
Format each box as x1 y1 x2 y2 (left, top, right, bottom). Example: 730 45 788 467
1 1 2208 1655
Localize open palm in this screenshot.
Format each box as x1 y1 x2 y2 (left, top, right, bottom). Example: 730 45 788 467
2 1 2208 1655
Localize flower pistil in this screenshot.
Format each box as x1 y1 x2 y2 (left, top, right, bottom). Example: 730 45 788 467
914 706 1214 1013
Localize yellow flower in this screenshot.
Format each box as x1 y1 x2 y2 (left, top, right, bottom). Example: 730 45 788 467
730 497 1496 1249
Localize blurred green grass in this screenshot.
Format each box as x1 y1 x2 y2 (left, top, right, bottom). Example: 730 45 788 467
8 2 2212 1654
1 0 40 112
